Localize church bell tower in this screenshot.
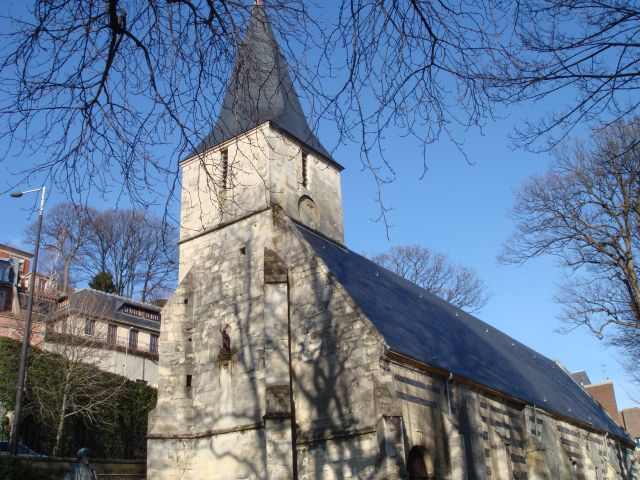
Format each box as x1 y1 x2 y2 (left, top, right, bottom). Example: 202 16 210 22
177 4 344 279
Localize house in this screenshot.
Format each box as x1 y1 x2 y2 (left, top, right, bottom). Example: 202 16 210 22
44 288 161 386
621 409 640 448
147 4 637 479
0 243 31 314
0 242 161 386
0 243 50 343
572 370 640 451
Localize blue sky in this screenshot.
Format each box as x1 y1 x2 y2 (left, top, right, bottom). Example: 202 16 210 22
0 1 636 410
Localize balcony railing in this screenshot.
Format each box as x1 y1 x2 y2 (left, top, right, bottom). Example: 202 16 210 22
44 330 159 360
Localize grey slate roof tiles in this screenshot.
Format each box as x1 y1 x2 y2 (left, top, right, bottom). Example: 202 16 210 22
60 288 161 332
186 5 335 163
297 224 630 441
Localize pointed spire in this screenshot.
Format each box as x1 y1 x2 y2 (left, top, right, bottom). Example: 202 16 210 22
188 4 334 162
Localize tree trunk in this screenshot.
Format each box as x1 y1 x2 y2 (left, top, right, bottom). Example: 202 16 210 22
53 378 69 455
62 260 71 293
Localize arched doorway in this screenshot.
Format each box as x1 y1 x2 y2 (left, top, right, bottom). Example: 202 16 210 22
408 446 432 480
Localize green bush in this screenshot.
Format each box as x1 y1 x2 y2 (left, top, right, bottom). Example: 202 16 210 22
0 337 156 459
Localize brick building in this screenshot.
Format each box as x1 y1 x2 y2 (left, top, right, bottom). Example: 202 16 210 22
572 370 640 450
147 4 637 479
0 243 31 314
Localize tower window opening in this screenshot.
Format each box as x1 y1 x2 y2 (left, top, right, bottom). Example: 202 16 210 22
302 152 308 188
186 375 192 388
221 149 229 188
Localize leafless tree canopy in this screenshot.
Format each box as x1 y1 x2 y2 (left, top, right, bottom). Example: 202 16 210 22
1 1 639 222
80 208 178 301
28 203 178 301
486 0 640 151
371 245 490 313
501 119 640 360
0 0 317 205
26 202 89 293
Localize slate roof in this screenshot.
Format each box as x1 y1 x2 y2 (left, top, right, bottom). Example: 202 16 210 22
185 5 336 165
571 370 592 387
53 288 161 332
297 225 630 441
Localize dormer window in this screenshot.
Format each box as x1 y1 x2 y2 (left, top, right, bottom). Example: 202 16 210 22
122 305 160 322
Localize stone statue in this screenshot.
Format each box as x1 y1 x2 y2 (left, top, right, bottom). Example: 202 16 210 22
64 448 98 480
221 326 231 353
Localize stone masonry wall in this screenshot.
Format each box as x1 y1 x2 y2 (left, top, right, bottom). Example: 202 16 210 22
281 218 401 479
178 127 271 279
267 128 344 244
149 210 392 479
388 359 637 480
179 124 344 281
148 210 273 479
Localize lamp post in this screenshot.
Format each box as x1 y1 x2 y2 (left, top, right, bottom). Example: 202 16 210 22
9 186 45 455
124 326 134 378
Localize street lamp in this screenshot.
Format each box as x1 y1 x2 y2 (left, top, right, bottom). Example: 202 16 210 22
8 186 45 455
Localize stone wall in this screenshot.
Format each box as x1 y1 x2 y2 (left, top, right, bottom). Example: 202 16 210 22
283 218 391 479
6 456 145 480
149 209 389 479
387 359 637 479
148 209 273 478
178 123 343 280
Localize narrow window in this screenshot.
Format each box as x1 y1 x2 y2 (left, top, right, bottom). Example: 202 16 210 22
84 319 96 336
107 324 117 344
301 152 308 188
129 329 138 350
150 334 159 353
0 263 10 283
221 149 229 188
186 375 192 388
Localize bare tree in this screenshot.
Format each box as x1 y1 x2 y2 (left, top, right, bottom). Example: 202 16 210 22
26 202 89 293
33 295 126 455
500 119 640 362
485 0 640 152
0 1 505 227
0 1 320 207
2 1 638 228
80 208 178 301
24 203 177 301
371 245 490 313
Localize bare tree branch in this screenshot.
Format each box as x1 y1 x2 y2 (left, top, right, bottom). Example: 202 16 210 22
500 118 640 370
371 244 490 313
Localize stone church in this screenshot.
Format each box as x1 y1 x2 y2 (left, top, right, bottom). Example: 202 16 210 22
147 5 637 479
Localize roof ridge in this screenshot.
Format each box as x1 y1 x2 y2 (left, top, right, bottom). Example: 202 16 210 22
77 287 161 311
